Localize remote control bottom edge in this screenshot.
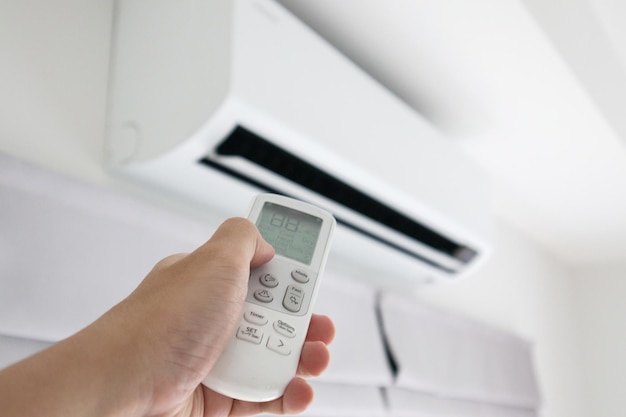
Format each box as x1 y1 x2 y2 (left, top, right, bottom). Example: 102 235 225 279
202 374 286 403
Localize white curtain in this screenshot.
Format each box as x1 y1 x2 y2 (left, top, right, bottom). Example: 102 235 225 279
293 382 387 417
0 334 50 370
313 273 393 387
0 153 213 342
379 292 541 416
387 388 537 417
278 272 393 417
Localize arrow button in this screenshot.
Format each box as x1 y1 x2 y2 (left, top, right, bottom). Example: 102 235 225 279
266 336 291 356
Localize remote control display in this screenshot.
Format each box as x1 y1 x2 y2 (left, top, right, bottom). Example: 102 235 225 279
256 202 322 265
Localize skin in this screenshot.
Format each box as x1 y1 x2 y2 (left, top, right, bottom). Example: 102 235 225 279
0 218 335 417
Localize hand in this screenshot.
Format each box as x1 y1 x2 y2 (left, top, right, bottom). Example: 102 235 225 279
171 314 335 417
0 218 335 417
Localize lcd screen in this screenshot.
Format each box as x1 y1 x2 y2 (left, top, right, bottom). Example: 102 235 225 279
256 202 322 265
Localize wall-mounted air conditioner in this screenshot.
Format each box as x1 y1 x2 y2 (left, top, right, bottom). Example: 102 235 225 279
106 0 492 284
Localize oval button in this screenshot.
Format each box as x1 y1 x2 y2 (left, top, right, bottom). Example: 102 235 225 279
259 273 279 288
236 326 263 345
254 289 274 303
291 269 310 283
273 320 296 338
245 310 269 325
283 285 303 312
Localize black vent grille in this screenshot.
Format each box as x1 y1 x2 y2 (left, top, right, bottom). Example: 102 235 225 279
199 126 478 272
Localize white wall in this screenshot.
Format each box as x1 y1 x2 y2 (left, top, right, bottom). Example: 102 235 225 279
413 221 587 417
572 263 626 417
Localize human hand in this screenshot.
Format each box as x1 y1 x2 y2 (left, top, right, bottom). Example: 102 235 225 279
169 314 335 417
113 217 335 416
0 218 334 417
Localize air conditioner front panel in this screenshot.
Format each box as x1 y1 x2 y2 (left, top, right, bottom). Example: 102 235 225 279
106 0 493 285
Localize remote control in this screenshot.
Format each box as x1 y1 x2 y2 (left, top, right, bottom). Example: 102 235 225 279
202 193 336 402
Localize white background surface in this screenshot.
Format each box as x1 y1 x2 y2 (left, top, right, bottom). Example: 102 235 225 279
1 1 625 416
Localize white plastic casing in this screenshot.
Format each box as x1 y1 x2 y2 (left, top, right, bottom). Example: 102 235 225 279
106 0 492 285
202 194 335 401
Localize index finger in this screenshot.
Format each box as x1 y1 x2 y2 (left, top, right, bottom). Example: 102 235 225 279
190 217 275 273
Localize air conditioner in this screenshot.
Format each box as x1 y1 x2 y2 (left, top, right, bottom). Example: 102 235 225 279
106 0 492 285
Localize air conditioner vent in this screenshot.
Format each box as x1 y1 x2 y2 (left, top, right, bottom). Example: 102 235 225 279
200 126 478 273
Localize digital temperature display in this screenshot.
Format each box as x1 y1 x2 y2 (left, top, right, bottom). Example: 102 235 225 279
256 202 322 265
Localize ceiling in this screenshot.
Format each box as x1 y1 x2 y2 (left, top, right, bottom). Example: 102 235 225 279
276 0 626 267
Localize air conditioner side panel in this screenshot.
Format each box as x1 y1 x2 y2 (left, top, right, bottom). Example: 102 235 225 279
107 0 233 164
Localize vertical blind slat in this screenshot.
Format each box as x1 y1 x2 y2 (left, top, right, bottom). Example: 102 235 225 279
380 292 541 409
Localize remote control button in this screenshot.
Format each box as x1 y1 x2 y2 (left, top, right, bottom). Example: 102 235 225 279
244 310 268 325
254 289 274 303
273 320 296 338
259 273 279 288
287 284 304 297
283 285 304 312
266 336 291 356
236 326 263 344
291 269 310 283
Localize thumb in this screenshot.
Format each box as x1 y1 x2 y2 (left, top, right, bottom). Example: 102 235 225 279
192 217 274 273
249 227 275 269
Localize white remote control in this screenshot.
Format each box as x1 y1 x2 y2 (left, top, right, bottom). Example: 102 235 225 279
202 193 335 402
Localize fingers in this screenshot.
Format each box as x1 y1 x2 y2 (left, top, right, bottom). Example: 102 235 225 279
191 217 275 273
148 218 274 284
293 314 335 379
306 314 335 345
280 378 315 415
223 377 314 417
152 253 188 269
267 377 314 416
296 341 330 378
203 314 335 415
